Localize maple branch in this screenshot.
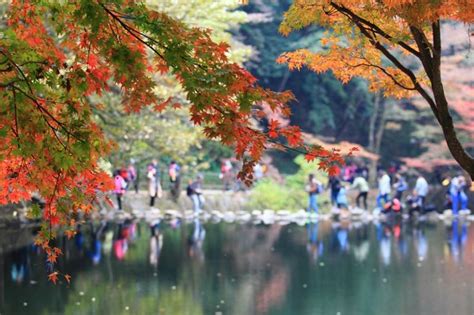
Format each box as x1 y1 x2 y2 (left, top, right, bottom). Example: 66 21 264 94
409 26 434 81
99 3 209 73
432 21 441 63
12 88 20 142
328 2 420 58
12 85 71 152
344 61 416 91
329 3 440 123
99 3 166 60
0 49 86 143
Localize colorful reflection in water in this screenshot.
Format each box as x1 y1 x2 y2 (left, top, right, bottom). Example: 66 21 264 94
1 217 474 315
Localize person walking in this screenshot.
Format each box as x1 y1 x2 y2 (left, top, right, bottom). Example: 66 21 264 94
305 174 321 214
413 174 429 208
220 159 233 190
168 161 181 202
393 173 408 201
328 175 341 206
187 174 204 214
147 159 162 207
377 170 391 209
113 170 126 210
127 159 138 194
450 174 469 214
352 173 369 209
336 184 349 209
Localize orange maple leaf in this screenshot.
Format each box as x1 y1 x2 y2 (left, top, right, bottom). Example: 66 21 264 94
48 272 59 284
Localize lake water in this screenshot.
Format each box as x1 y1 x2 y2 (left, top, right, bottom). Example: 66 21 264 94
1 217 474 315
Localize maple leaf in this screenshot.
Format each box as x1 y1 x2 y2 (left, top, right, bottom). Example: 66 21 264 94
328 165 341 177
53 247 62 255
268 119 280 139
48 272 59 284
64 274 72 284
47 253 58 264
304 153 316 163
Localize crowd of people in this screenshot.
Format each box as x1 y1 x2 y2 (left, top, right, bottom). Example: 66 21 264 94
305 163 471 216
111 158 470 216
112 158 267 212
112 159 205 213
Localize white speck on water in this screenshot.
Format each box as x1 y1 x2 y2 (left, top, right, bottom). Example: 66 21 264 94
336 312 341 315
302 284 307 289
76 302 81 306
319 262 325 267
271 247 275 252
417 262 422 267
91 297 96 302
382 278 387 283
125 306 130 311
216 305 220 309
23 302 27 307
153 272 158 277
216 312 223 315
220 300 225 304
372 268 377 272
171 286 177 290
79 291 84 296
29 280 37 285
231 278 235 282
217 273 222 277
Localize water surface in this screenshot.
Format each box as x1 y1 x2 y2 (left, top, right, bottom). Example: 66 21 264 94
2 217 474 315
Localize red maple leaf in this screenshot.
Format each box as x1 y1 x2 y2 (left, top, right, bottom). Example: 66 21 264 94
268 119 280 138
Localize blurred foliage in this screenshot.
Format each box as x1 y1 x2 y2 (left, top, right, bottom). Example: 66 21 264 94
248 155 329 211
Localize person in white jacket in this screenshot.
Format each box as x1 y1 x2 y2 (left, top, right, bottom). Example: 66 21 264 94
377 171 391 208
413 175 429 208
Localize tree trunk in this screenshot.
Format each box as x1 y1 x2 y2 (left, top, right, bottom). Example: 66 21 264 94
413 23 474 180
433 81 474 179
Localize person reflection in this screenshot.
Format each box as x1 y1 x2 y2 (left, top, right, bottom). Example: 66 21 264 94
353 223 370 262
414 223 428 262
188 218 206 262
87 221 107 265
331 222 350 253
75 224 85 256
447 218 468 264
114 222 129 261
10 247 29 284
396 222 409 260
306 222 323 263
380 224 392 266
149 221 163 269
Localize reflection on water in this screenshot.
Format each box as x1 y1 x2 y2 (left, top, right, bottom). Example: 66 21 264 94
2 217 474 315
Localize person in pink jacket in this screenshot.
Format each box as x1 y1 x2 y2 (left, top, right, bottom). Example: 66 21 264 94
113 170 126 210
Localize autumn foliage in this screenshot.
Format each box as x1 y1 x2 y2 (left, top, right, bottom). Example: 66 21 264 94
0 0 350 281
277 0 474 178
